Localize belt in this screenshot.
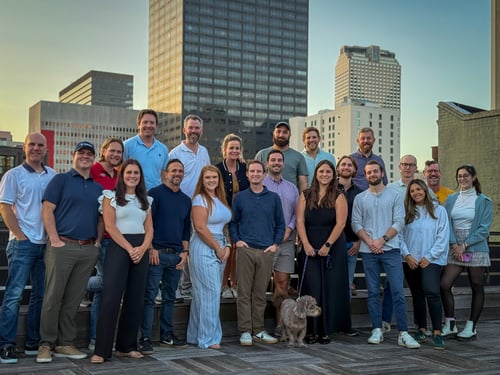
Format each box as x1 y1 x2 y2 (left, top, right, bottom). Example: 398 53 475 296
156 247 179 254
59 236 95 245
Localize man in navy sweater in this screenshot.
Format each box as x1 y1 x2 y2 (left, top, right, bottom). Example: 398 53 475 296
230 160 285 346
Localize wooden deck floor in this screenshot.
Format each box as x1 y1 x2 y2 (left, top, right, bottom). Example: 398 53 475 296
2 319 500 375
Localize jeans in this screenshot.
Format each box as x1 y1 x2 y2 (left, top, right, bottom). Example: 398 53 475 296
361 249 408 332
0 239 45 347
141 252 181 341
87 238 110 341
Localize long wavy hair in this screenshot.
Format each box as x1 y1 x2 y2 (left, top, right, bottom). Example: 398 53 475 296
114 159 149 210
192 165 229 215
305 160 339 210
404 179 436 224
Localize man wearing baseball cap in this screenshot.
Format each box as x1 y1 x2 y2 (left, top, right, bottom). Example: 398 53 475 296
36 141 103 363
255 121 308 193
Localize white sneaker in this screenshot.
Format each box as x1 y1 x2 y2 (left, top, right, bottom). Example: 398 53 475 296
398 331 421 349
368 328 383 344
230 287 238 298
240 332 253 346
253 330 278 344
381 321 391 333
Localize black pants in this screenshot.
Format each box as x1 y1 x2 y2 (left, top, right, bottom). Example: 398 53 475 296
403 263 443 331
94 234 149 358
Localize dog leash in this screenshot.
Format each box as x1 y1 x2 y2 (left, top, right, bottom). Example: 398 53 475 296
296 254 308 300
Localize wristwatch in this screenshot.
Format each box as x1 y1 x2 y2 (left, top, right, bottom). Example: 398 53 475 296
382 235 390 242
325 242 332 248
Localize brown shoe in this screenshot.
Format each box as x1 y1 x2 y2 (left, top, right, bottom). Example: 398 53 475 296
54 345 86 359
36 344 52 363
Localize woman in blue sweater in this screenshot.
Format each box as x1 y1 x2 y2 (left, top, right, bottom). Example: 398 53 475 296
440 165 493 341
400 179 449 350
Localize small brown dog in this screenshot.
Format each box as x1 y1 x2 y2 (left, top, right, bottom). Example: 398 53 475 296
280 295 321 348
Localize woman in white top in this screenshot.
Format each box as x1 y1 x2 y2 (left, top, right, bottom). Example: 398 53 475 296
187 165 232 349
400 179 449 350
91 159 153 363
441 165 493 341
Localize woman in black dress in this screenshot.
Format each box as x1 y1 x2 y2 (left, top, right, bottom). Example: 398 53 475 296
296 160 350 344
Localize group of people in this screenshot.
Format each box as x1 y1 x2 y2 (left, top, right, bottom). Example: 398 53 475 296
0 111 493 365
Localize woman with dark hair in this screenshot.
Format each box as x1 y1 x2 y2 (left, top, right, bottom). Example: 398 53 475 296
216 134 249 298
91 159 153 363
401 179 449 350
187 165 232 349
440 165 493 341
296 159 349 344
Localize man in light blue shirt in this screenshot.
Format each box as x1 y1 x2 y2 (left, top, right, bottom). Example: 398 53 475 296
301 127 336 187
123 109 169 190
351 160 420 349
0 133 56 364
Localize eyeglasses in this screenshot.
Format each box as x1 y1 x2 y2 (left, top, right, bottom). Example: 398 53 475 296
400 163 416 168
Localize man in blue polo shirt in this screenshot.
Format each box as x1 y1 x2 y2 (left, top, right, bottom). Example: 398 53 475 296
140 159 192 354
0 133 56 364
37 141 103 363
123 109 169 190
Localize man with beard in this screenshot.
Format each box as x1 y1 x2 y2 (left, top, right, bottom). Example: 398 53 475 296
351 160 420 349
139 159 191 354
262 150 299 337
169 114 210 299
124 109 169 190
168 115 210 199
337 156 362 300
350 127 388 191
301 127 336 187
255 121 308 193
423 160 453 204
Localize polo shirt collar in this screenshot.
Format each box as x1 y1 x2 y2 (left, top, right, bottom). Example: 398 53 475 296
22 162 48 174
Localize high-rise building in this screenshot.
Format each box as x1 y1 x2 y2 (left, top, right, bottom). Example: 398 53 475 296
29 101 139 172
59 70 133 109
148 0 309 161
335 45 401 110
290 45 401 181
492 0 500 110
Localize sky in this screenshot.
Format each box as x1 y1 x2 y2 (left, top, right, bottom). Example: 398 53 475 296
0 0 491 169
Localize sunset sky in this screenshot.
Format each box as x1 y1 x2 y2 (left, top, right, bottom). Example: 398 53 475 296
0 0 490 168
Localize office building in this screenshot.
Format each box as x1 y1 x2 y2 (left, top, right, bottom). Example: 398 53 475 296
148 0 309 161
28 101 139 172
59 70 133 109
335 45 401 109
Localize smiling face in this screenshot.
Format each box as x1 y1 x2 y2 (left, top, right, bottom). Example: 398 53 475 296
123 163 141 191
337 157 356 179
303 130 320 152
164 161 184 188
409 182 426 205
315 163 334 186
225 140 241 161
73 148 95 172
424 162 442 187
399 155 417 180
357 131 375 154
456 168 475 190
138 114 157 138
23 133 47 167
266 152 284 176
247 162 265 186
364 163 384 186
202 170 219 195
183 118 203 144
103 141 123 167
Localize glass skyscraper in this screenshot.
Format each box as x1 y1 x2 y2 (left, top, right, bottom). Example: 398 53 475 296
149 0 309 161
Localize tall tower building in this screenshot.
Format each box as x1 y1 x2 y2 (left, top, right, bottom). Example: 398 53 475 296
335 45 401 109
59 70 134 109
148 0 309 161
492 0 500 109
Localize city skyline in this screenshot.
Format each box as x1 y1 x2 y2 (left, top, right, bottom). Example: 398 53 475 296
0 0 490 169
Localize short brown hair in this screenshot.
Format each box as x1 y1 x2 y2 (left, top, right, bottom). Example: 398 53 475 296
137 109 158 126
302 126 320 141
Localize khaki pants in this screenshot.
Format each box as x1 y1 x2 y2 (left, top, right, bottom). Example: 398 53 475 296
40 242 98 346
236 246 274 334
